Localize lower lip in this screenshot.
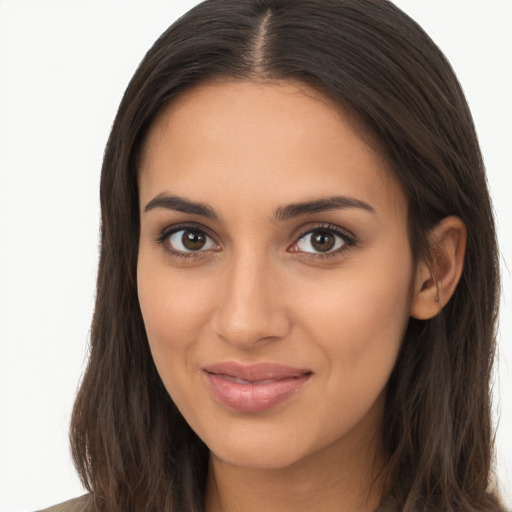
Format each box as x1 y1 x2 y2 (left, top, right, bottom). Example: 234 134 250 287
204 372 311 412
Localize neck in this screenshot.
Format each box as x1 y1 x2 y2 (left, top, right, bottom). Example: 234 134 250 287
204 415 388 512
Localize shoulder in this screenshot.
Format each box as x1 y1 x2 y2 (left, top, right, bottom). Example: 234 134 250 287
36 494 91 512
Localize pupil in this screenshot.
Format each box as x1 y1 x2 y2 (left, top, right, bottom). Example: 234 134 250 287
182 230 206 250
311 231 335 252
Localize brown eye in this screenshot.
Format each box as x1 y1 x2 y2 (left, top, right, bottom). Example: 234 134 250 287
295 228 348 254
310 231 336 252
167 228 218 252
182 230 206 250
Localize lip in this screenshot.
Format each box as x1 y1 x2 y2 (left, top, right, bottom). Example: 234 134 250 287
202 362 312 413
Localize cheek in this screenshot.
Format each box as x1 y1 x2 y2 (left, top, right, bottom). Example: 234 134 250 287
283 254 413 450
137 261 220 451
138 243 213 331
137 257 229 437
139 276 208 347
297 250 413 386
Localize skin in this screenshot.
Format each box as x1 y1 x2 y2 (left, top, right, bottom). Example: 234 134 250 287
137 80 466 512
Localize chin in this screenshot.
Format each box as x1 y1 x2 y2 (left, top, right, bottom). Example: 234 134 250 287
199 417 323 471
209 441 308 471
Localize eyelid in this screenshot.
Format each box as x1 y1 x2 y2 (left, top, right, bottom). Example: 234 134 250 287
288 223 356 258
290 222 355 241
156 221 217 240
155 221 356 260
156 222 220 256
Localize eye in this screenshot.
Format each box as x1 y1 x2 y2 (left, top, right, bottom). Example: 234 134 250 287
162 227 219 254
289 225 354 256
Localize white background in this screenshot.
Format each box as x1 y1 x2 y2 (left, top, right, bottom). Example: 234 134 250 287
0 1 510 510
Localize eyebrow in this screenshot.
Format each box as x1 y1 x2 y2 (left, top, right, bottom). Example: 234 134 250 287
143 194 375 221
274 196 375 221
144 194 219 220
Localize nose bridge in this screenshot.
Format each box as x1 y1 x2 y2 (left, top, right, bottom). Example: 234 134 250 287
215 245 289 347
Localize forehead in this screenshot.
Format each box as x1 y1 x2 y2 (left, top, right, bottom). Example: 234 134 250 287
138 80 405 218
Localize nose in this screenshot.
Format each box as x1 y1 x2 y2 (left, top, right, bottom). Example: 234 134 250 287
213 250 291 349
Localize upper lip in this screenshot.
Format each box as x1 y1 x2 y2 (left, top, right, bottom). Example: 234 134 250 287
203 362 312 382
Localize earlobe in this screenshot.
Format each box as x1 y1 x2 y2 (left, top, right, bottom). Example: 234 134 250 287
410 216 467 320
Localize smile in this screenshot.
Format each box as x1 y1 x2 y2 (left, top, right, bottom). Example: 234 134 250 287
203 362 312 413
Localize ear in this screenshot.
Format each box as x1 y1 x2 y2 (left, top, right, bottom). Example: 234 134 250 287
410 216 467 320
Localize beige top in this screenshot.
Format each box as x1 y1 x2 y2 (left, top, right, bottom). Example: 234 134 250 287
37 494 91 512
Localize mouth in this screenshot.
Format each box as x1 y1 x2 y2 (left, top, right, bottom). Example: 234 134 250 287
202 362 313 413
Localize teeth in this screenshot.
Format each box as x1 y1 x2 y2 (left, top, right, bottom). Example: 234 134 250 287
232 376 252 384
221 375 251 384
221 375 279 385
256 379 278 384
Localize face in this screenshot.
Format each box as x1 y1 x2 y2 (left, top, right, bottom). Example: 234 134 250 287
137 80 414 470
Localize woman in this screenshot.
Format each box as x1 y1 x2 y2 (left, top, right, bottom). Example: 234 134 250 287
41 0 504 510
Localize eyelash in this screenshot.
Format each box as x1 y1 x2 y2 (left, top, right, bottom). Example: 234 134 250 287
291 223 356 260
156 223 217 261
155 222 356 261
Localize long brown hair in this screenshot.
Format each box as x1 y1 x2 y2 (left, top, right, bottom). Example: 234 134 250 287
71 1 503 510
